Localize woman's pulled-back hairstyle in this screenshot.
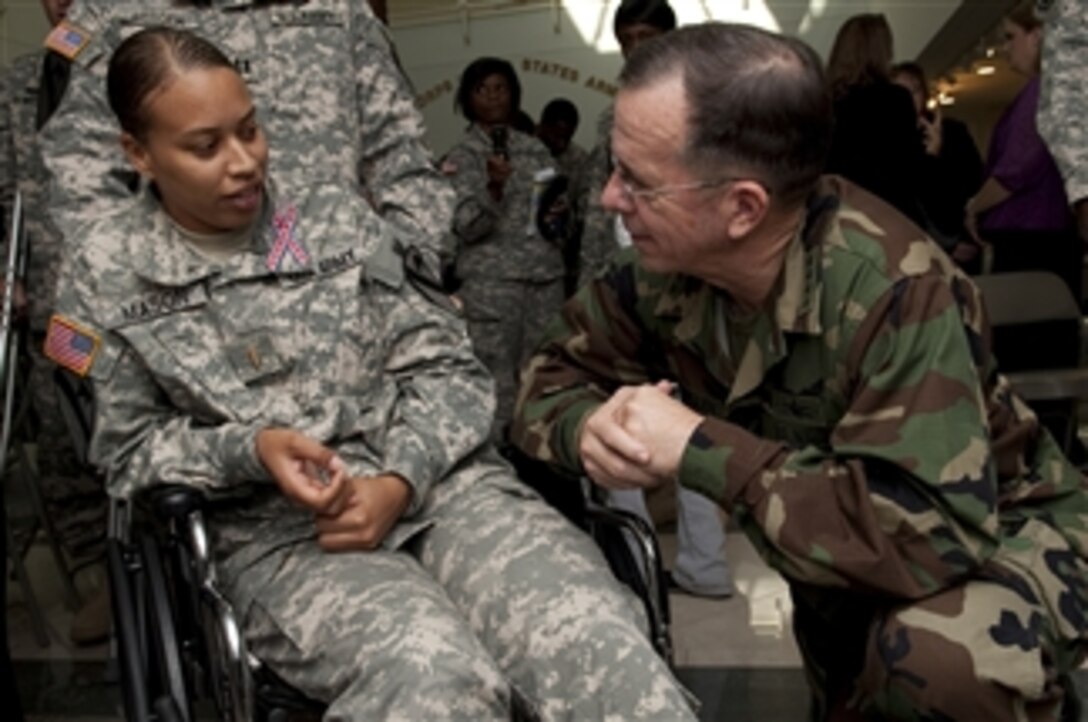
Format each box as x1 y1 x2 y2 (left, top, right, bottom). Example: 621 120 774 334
107 26 236 139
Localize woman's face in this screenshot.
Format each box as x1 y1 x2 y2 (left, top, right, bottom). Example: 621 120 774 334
469 73 512 127
1002 19 1041 76
122 66 268 234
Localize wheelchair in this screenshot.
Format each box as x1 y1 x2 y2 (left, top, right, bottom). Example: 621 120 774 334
1 192 83 648
54 373 674 722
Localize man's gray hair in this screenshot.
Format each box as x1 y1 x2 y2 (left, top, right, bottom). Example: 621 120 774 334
619 22 833 206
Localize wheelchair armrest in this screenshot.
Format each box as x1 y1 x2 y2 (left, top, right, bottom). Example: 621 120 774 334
582 483 673 665
144 485 207 523
53 368 95 466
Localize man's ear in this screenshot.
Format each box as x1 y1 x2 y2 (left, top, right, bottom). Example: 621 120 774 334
120 132 153 181
720 179 771 239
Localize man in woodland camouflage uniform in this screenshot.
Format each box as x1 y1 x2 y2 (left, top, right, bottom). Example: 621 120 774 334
40 0 452 259
513 23 1087 721
1036 0 1088 243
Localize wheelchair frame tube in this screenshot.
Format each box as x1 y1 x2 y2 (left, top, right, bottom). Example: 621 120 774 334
186 510 255 722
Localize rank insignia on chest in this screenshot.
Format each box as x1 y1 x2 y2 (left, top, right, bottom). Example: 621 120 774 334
44 21 91 61
44 314 100 377
266 205 309 272
246 344 262 371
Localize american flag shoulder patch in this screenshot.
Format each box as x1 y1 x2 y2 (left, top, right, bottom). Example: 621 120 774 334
44 314 100 377
44 20 92 61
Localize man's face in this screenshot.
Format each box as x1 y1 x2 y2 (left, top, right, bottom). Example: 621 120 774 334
40 0 72 26
537 119 575 157
601 76 728 277
616 22 665 60
891 72 925 117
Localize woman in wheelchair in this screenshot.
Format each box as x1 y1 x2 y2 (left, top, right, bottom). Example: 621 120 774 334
44 27 696 721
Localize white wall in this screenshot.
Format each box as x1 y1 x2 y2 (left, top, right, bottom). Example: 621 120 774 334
0 1 50 66
392 0 960 157
0 0 961 156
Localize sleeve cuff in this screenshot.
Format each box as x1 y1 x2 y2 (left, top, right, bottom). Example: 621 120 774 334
678 417 785 509
556 398 601 472
224 425 273 483
382 429 434 516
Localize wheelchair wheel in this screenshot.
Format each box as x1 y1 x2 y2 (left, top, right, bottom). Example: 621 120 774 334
199 585 254 722
141 534 193 722
152 697 185 722
108 538 153 722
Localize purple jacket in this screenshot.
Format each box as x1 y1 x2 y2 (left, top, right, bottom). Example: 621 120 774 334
980 75 1072 233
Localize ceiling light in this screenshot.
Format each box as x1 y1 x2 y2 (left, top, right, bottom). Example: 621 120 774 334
976 64 996 76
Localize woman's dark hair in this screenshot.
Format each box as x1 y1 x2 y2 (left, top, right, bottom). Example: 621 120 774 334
512 109 536 135
454 57 521 123
613 0 677 37
620 23 832 207
1006 0 1041 31
826 13 894 99
107 26 236 139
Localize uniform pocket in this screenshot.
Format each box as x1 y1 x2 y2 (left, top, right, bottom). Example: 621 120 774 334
758 388 836 450
116 310 265 424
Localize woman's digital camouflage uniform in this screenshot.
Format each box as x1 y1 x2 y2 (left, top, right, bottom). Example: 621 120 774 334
47 179 696 721
41 0 453 259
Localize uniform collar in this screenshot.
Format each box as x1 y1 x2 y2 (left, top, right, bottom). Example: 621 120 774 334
129 181 310 287
727 182 841 402
468 123 526 149
205 0 306 9
632 182 825 405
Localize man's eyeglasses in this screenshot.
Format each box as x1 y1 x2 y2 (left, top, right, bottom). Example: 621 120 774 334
609 157 763 204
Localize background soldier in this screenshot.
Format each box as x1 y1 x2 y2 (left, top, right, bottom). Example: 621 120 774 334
574 0 677 289
443 57 565 442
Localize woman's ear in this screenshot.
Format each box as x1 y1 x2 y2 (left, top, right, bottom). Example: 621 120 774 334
120 132 153 181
